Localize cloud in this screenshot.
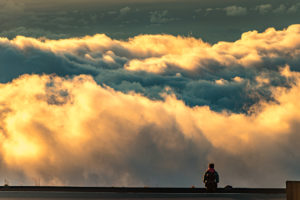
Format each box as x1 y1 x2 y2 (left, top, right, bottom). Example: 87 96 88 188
272 3 300 15
108 10 118 15
120 6 131 16
224 6 247 16
1 24 300 187
252 3 300 15
202 7 222 16
1 24 300 115
149 10 174 24
0 27 68 39
195 8 202 13
1 69 300 187
287 3 300 14
0 0 298 45
255 4 272 15
273 4 287 14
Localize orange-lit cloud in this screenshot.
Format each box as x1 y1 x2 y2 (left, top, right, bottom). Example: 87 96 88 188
1 25 300 114
0 67 300 187
1 25 300 187
2 24 300 75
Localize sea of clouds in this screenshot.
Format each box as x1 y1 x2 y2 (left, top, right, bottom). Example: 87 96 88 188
1 25 300 187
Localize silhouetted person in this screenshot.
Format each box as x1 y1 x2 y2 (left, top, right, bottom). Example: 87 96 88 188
203 163 219 192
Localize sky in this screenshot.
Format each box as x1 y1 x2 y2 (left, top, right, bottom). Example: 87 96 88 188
0 0 300 188
1 0 300 42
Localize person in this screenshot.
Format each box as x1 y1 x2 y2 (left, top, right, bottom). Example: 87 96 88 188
203 163 219 192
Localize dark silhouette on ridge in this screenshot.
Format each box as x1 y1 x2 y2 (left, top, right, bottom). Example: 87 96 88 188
203 163 219 192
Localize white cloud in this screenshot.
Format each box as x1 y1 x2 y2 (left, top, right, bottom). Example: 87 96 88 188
287 3 300 14
273 4 287 14
120 6 131 16
255 4 272 15
263 3 300 15
224 5 247 16
206 8 214 12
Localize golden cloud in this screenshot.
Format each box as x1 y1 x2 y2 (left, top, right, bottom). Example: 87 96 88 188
1 25 300 187
1 24 299 75
0 66 299 186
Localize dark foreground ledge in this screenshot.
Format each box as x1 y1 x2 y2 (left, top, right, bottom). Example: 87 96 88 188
0 186 286 194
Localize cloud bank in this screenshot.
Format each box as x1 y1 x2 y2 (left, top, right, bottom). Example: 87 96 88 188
0 71 300 187
0 25 300 187
1 24 300 113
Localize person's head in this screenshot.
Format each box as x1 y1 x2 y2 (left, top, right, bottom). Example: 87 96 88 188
209 163 214 169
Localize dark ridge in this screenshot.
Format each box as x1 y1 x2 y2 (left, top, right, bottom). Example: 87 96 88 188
0 186 286 194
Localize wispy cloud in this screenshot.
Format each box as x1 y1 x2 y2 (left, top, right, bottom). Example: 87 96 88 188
224 5 247 16
255 3 300 15
149 10 174 24
120 6 131 16
255 4 272 15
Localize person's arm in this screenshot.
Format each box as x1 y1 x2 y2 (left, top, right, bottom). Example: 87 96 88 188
203 171 208 183
215 171 219 183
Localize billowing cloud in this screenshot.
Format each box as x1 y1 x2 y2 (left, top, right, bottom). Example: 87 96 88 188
1 69 300 187
1 22 300 187
224 6 247 16
1 24 300 114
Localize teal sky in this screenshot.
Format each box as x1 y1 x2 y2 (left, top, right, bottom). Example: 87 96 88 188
1 0 300 43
